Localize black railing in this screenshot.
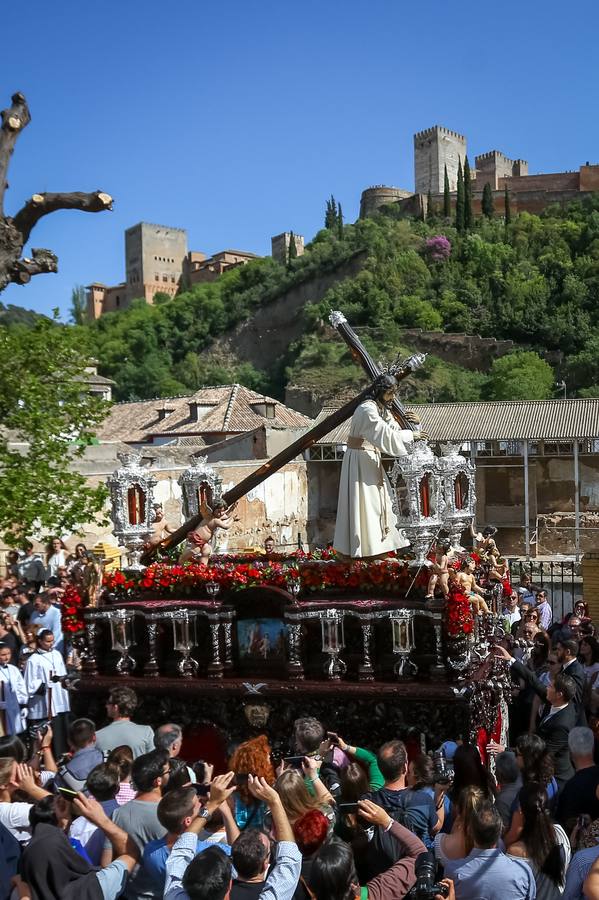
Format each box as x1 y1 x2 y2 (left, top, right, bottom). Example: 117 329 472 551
508 559 582 622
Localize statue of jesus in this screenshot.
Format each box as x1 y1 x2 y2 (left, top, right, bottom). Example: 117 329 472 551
333 375 425 559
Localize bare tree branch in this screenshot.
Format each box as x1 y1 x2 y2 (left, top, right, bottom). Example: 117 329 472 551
8 248 58 285
0 91 113 295
12 190 113 244
0 93 31 216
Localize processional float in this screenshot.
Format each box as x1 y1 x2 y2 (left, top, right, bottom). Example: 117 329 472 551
102 316 489 658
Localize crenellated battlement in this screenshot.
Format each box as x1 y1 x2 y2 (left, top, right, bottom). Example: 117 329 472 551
414 125 467 142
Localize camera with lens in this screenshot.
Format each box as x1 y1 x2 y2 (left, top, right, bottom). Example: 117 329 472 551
407 851 449 899
432 749 453 786
27 721 49 742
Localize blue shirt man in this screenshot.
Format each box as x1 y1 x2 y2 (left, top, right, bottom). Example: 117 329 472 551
443 800 536 900
29 597 63 654
143 833 231 894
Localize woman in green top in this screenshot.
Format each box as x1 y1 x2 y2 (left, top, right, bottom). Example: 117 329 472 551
330 733 384 791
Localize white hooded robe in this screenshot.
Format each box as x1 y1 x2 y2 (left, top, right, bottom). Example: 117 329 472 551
333 400 414 558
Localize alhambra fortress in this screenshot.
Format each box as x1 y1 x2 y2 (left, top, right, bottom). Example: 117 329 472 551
87 124 599 320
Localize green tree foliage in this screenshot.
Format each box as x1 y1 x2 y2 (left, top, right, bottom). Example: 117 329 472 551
463 156 473 231
63 193 599 406
0 316 109 545
455 158 465 233
488 351 554 400
337 203 344 239
443 165 451 218
427 189 433 220
482 183 494 219
69 285 87 325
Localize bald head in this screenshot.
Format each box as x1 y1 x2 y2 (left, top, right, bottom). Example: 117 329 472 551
155 723 183 757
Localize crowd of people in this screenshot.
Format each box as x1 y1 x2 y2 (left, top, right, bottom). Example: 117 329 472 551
2 674 599 899
3 539 599 898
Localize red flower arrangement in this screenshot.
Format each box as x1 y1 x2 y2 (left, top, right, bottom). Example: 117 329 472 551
103 555 413 599
61 584 86 634
445 586 475 638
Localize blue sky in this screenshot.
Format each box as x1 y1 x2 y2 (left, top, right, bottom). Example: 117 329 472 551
2 0 598 319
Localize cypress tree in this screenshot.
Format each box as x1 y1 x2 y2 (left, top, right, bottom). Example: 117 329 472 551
455 158 465 233
443 165 451 218
504 186 512 225
482 182 494 218
288 231 297 265
463 156 473 230
325 195 338 230
337 203 344 238
427 189 434 219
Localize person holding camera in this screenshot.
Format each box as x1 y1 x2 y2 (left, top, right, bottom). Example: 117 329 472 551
0 640 27 736
308 797 428 899
23 628 70 756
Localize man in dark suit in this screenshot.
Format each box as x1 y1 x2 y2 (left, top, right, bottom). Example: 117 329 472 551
556 637 586 725
494 645 577 787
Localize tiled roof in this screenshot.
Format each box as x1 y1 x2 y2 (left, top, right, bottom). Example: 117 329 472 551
313 398 599 444
97 385 312 443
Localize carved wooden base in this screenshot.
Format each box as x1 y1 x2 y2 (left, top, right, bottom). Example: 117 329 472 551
73 677 471 753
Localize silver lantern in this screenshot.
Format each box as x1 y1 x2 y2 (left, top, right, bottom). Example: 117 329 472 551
107 452 157 571
436 443 476 552
390 441 443 566
178 456 223 520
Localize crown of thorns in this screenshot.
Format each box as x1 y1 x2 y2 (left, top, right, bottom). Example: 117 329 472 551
378 353 405 378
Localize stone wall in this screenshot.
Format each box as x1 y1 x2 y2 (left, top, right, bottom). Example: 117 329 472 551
582 554 599 622
401 188 597 220
500 171 580 193
401 329 515 371
214 251 368 369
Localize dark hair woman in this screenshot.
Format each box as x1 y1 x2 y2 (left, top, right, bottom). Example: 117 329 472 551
504 734 558 847
449 744 496 805
505 782 569 898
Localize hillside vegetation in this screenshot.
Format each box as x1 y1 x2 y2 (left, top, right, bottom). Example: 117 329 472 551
70 195 599 403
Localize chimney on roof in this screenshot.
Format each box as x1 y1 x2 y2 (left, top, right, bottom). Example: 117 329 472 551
188 400 203 422
156 404 176 421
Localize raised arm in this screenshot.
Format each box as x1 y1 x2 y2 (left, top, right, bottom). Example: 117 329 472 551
73 793 139 872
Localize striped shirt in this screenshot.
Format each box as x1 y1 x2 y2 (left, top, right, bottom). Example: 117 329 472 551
562 844 599 900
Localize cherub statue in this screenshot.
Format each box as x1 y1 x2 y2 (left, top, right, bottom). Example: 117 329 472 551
143 503 176 551
179 499 237 565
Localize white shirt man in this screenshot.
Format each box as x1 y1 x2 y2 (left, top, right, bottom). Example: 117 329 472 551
29 595 64 654
24 630 70 721
502 593 521 629
0 642 27 734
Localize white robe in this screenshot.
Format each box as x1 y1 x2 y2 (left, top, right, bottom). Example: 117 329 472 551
0 663 28 734
334 400 414 558
24 649 70 719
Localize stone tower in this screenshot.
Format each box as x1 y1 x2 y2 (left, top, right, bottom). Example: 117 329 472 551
414 126 467 194
125 222 188 304
271 232 305 265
